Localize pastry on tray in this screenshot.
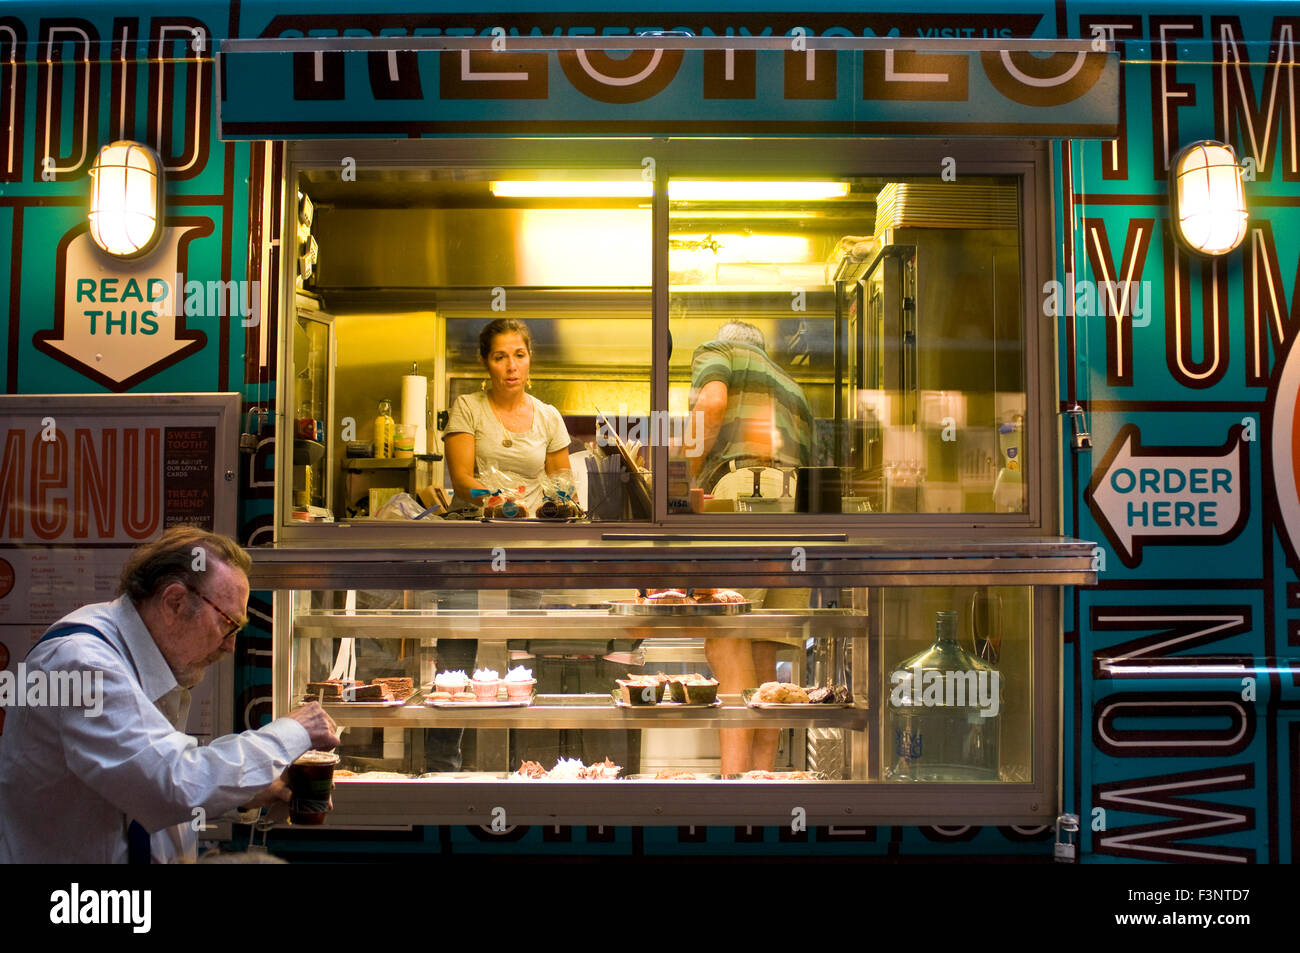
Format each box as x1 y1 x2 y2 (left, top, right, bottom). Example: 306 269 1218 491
548 758 587 780
371 677 414 701
306 680 344 701
753 681 810 704
503 665 535 701
692 588 746 604
667 673 720 704
581 757 623 780
341 683 384 701
655 769 697 780
434 669 470 694
514 757 623 780
471 668 500 702
642 588 689 605
618 672 670 705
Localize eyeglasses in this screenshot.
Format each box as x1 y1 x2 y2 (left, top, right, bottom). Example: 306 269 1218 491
185 584 246 639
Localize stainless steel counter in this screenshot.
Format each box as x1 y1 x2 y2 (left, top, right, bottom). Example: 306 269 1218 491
249 536 1097 588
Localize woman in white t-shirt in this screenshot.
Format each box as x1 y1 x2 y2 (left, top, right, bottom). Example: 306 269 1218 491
444 318 571 515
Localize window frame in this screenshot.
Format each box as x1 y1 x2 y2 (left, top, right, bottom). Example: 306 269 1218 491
277 137 1058 543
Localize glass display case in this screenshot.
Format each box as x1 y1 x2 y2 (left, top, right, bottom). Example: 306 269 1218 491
258 540 1085 826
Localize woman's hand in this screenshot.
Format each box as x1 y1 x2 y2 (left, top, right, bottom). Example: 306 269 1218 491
445 432 487 505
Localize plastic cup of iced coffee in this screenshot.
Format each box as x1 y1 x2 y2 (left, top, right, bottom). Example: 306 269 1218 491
288 750 339 824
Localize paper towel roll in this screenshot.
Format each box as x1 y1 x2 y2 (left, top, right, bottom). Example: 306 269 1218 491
400 375 428 454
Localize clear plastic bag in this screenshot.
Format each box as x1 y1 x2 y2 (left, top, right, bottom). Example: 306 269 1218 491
475 466 529 518
371 491 426 521
537 468 583 520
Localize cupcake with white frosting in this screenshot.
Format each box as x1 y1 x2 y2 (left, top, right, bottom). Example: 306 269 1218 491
471 668 500 702
434 669 469 695
504 665 535 701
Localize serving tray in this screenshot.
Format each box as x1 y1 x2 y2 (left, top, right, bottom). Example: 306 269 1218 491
608 599 751 616
741 687 854 710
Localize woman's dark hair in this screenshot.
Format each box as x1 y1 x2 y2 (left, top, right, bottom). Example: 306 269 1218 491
478 318 532 361
119 526 252 603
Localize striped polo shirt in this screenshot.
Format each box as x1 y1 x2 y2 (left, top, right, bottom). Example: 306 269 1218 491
690 339 814 487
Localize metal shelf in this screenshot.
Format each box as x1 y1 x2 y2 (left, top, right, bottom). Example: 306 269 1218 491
290 607 866 639
315 693 870 729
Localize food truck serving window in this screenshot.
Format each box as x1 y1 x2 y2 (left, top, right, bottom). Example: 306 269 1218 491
281 138 1053 533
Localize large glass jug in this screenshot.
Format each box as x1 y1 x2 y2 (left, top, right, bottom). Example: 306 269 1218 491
886 610 1001 781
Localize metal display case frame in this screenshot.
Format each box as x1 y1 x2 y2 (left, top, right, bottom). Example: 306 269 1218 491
256 540 1090 827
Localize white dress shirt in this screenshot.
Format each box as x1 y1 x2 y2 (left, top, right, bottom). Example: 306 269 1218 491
0 596 310 863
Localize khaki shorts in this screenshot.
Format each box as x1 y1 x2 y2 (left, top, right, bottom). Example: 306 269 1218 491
736 587 810 648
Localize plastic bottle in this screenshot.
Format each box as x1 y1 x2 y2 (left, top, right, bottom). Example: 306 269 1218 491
374 398 395 458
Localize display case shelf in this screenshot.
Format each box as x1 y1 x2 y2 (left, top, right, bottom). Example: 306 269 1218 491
289 607 866 638
313 693 869 729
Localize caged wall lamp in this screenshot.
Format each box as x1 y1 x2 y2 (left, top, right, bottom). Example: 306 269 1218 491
87 141 165 259
1169 140 1248 257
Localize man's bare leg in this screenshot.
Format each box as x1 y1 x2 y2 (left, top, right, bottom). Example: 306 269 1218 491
751 641 781 771
706 637 757 774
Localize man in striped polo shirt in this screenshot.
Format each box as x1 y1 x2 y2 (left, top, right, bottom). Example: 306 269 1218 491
689 320 814 491
688 321 815 773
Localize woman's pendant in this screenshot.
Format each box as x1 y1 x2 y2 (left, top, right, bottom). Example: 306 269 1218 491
502 437 513 448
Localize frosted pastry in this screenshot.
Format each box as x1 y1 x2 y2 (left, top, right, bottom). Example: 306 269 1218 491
548 758 586 780
471 668 500 702
504 666 535 701
434 670 469 693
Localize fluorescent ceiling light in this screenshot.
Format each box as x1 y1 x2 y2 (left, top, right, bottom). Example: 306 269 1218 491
489 180 851 201
490 180 652 198
670 181 850 201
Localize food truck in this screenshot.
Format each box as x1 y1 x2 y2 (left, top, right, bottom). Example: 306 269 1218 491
0 0 1294 864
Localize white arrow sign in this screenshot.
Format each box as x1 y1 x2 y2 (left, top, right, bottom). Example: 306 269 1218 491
1085 424 1249 567
34 222 211 391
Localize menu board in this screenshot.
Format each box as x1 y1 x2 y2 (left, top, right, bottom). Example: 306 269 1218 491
165 426 217 529
0 394 238 741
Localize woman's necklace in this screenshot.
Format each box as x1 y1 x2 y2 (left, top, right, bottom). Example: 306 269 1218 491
489 392 530 448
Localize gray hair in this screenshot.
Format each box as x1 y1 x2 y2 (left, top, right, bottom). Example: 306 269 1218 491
717 321 765 350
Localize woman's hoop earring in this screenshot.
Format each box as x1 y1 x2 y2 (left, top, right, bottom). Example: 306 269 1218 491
480 379 489 392
525 378 532 391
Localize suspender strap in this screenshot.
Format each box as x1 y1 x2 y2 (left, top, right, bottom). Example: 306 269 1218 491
32 622 153 865
35 624 115 649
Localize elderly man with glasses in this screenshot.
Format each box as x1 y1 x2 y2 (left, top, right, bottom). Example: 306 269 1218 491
0 526 340 863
